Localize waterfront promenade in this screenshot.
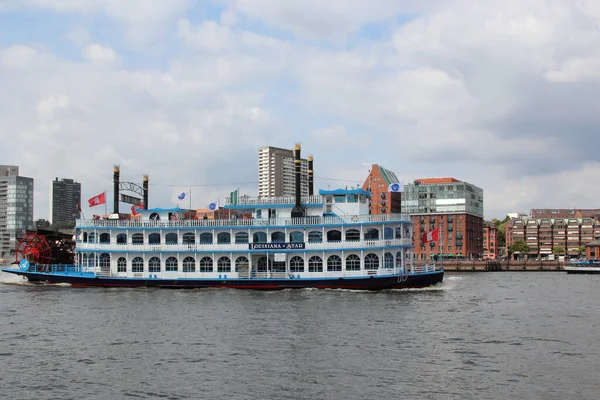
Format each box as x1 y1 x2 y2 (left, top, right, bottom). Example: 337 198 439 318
439 260 565 272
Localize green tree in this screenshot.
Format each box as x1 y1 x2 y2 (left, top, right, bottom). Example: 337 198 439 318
510 240 529 256
50 221 76 231
577 245 586 255
492 215 511 247
553 246 565 255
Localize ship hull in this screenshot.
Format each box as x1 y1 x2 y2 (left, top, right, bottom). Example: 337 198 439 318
564 266 600 274
2 269 443 290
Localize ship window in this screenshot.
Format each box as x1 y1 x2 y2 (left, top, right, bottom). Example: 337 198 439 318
364 228 379 240
396 252 403 267
117 257 126 272
257 256 270 272
199 257 213 272
334 195 346 203
395 227 403 239
345 229 360 241
83 232 88 243
347 194 357 203
87 254 96 268
384 252 394 268
217 257 231 272
200 232 213 244
289 231 304 243
132 257 144 272
384 228 394 240
116 233 127 244
364 253 379 270
271 231 285 243
149 257 161 272
165 233 178 244
253 232 267 243
165 257 178 272
345 254 360 271
99 253 110 268
235 232 249 244
327 255 342 271
182 256 195 272
217 232 231 244
99 233 110 243
148 233 161 244
182 232 195 244
132 233 143 244
235 256 249 272
88 233 96 243
308 231 322 243
289 256 304 272
327 230 341 242
308 256 323 272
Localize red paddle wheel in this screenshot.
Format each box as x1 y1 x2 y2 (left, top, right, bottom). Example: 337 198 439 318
15 233 52 265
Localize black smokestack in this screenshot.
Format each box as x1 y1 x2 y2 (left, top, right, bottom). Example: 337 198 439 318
113 165 120 214
308 155 314 196
143 175 149 209
291 143 304 218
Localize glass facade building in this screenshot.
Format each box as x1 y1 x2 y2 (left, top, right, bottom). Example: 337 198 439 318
0 169 34 260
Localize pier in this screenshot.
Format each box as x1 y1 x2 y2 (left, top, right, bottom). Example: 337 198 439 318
440 260 564 272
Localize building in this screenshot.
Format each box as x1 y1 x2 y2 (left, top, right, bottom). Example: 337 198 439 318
258 146 309 198
483 221 498 260
504 209 600 259
401 177 484 260
49 177 81 224
361 164 401 215
0 165 34 260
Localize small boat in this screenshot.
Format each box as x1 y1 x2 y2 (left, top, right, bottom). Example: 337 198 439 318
564 259 600 274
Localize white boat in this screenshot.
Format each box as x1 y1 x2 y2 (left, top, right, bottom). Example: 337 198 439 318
564 260 600 274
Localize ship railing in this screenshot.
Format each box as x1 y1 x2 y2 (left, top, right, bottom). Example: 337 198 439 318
76 213 412 229
225 195 323 206
412 264 438 273
76 238 412 252
30 264 91 275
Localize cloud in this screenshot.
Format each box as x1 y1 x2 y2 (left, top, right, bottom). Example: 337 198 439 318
82 44 120 65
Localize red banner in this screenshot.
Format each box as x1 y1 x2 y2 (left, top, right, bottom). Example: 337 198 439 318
422 229 439 243
88 192 106 207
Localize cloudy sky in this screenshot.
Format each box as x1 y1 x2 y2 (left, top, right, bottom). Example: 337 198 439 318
1 0 599 220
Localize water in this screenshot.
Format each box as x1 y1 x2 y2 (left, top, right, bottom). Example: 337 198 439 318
1 271 599 400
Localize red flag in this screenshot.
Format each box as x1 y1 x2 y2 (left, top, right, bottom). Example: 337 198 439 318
131 205 139 216
422 229 439 243
88 192 106 207
76 202 82 212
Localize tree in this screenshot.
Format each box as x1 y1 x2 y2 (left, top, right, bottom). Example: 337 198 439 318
510 240 529 256
553 246 565 255
492 215 511 247
577 246 586 255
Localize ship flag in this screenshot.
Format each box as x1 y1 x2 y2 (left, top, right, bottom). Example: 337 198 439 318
208 200 220 211
88 192 106 207
388 182 403 192
422 229 439 243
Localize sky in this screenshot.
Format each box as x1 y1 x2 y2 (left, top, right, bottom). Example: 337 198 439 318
1 0 600 221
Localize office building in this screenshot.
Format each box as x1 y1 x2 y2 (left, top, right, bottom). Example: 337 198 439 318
0 165 34 260
49 177 81 224
258 146 308 198
361 164 401 215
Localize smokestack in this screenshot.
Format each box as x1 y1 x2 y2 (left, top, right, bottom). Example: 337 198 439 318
143 175 149 209
113 165 120 214
291 143 304 218
308 155 314 196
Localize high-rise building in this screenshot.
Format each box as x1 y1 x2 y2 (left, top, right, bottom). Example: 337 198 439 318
0 165 34 260
361 164 401 215
258 146 308 198
401 177 484 260
49 177 81 224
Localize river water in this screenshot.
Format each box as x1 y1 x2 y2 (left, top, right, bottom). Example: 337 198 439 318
0 271 598 400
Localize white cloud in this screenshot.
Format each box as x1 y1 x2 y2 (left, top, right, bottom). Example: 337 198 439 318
82 44 120 65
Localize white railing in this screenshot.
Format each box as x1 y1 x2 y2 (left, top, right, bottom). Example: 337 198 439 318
76 213 411 228
226 195 323 206
76 238 412 252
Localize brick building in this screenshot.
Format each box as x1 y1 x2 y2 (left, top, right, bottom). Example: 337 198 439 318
361 164 401 215
483 221 498 260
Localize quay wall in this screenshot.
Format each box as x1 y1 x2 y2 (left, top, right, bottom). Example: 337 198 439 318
439 261 564 272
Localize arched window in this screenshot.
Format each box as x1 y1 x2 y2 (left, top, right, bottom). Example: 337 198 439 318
253 232 267 243
346 254 361 271
199 232 213 244
148 233 161 244
149 257 161 272
165 233 178 244
384 227 394 240
235 232 249 244
117 257 126 272
165 257 178 272
182 232 195 244
327 230 341 242
217 256 231 272
289 256 304 272
199 257 213 272
365 253 379 270
182 256 195 272
132 256 144 272
384 252 394 268
88 233 96 243
345 229 360 241
327 255 342 271
289 231 304 243
132 233 143 244
271 231 285 243
217 232 231 244
99 253 110 268
308 256 323 272
99 233 110 243
257 256 269 272
235 256 249 272
364 228 379 240
83 232 88 243
116 233 127 244
308 231 322 243
87 253 95 268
